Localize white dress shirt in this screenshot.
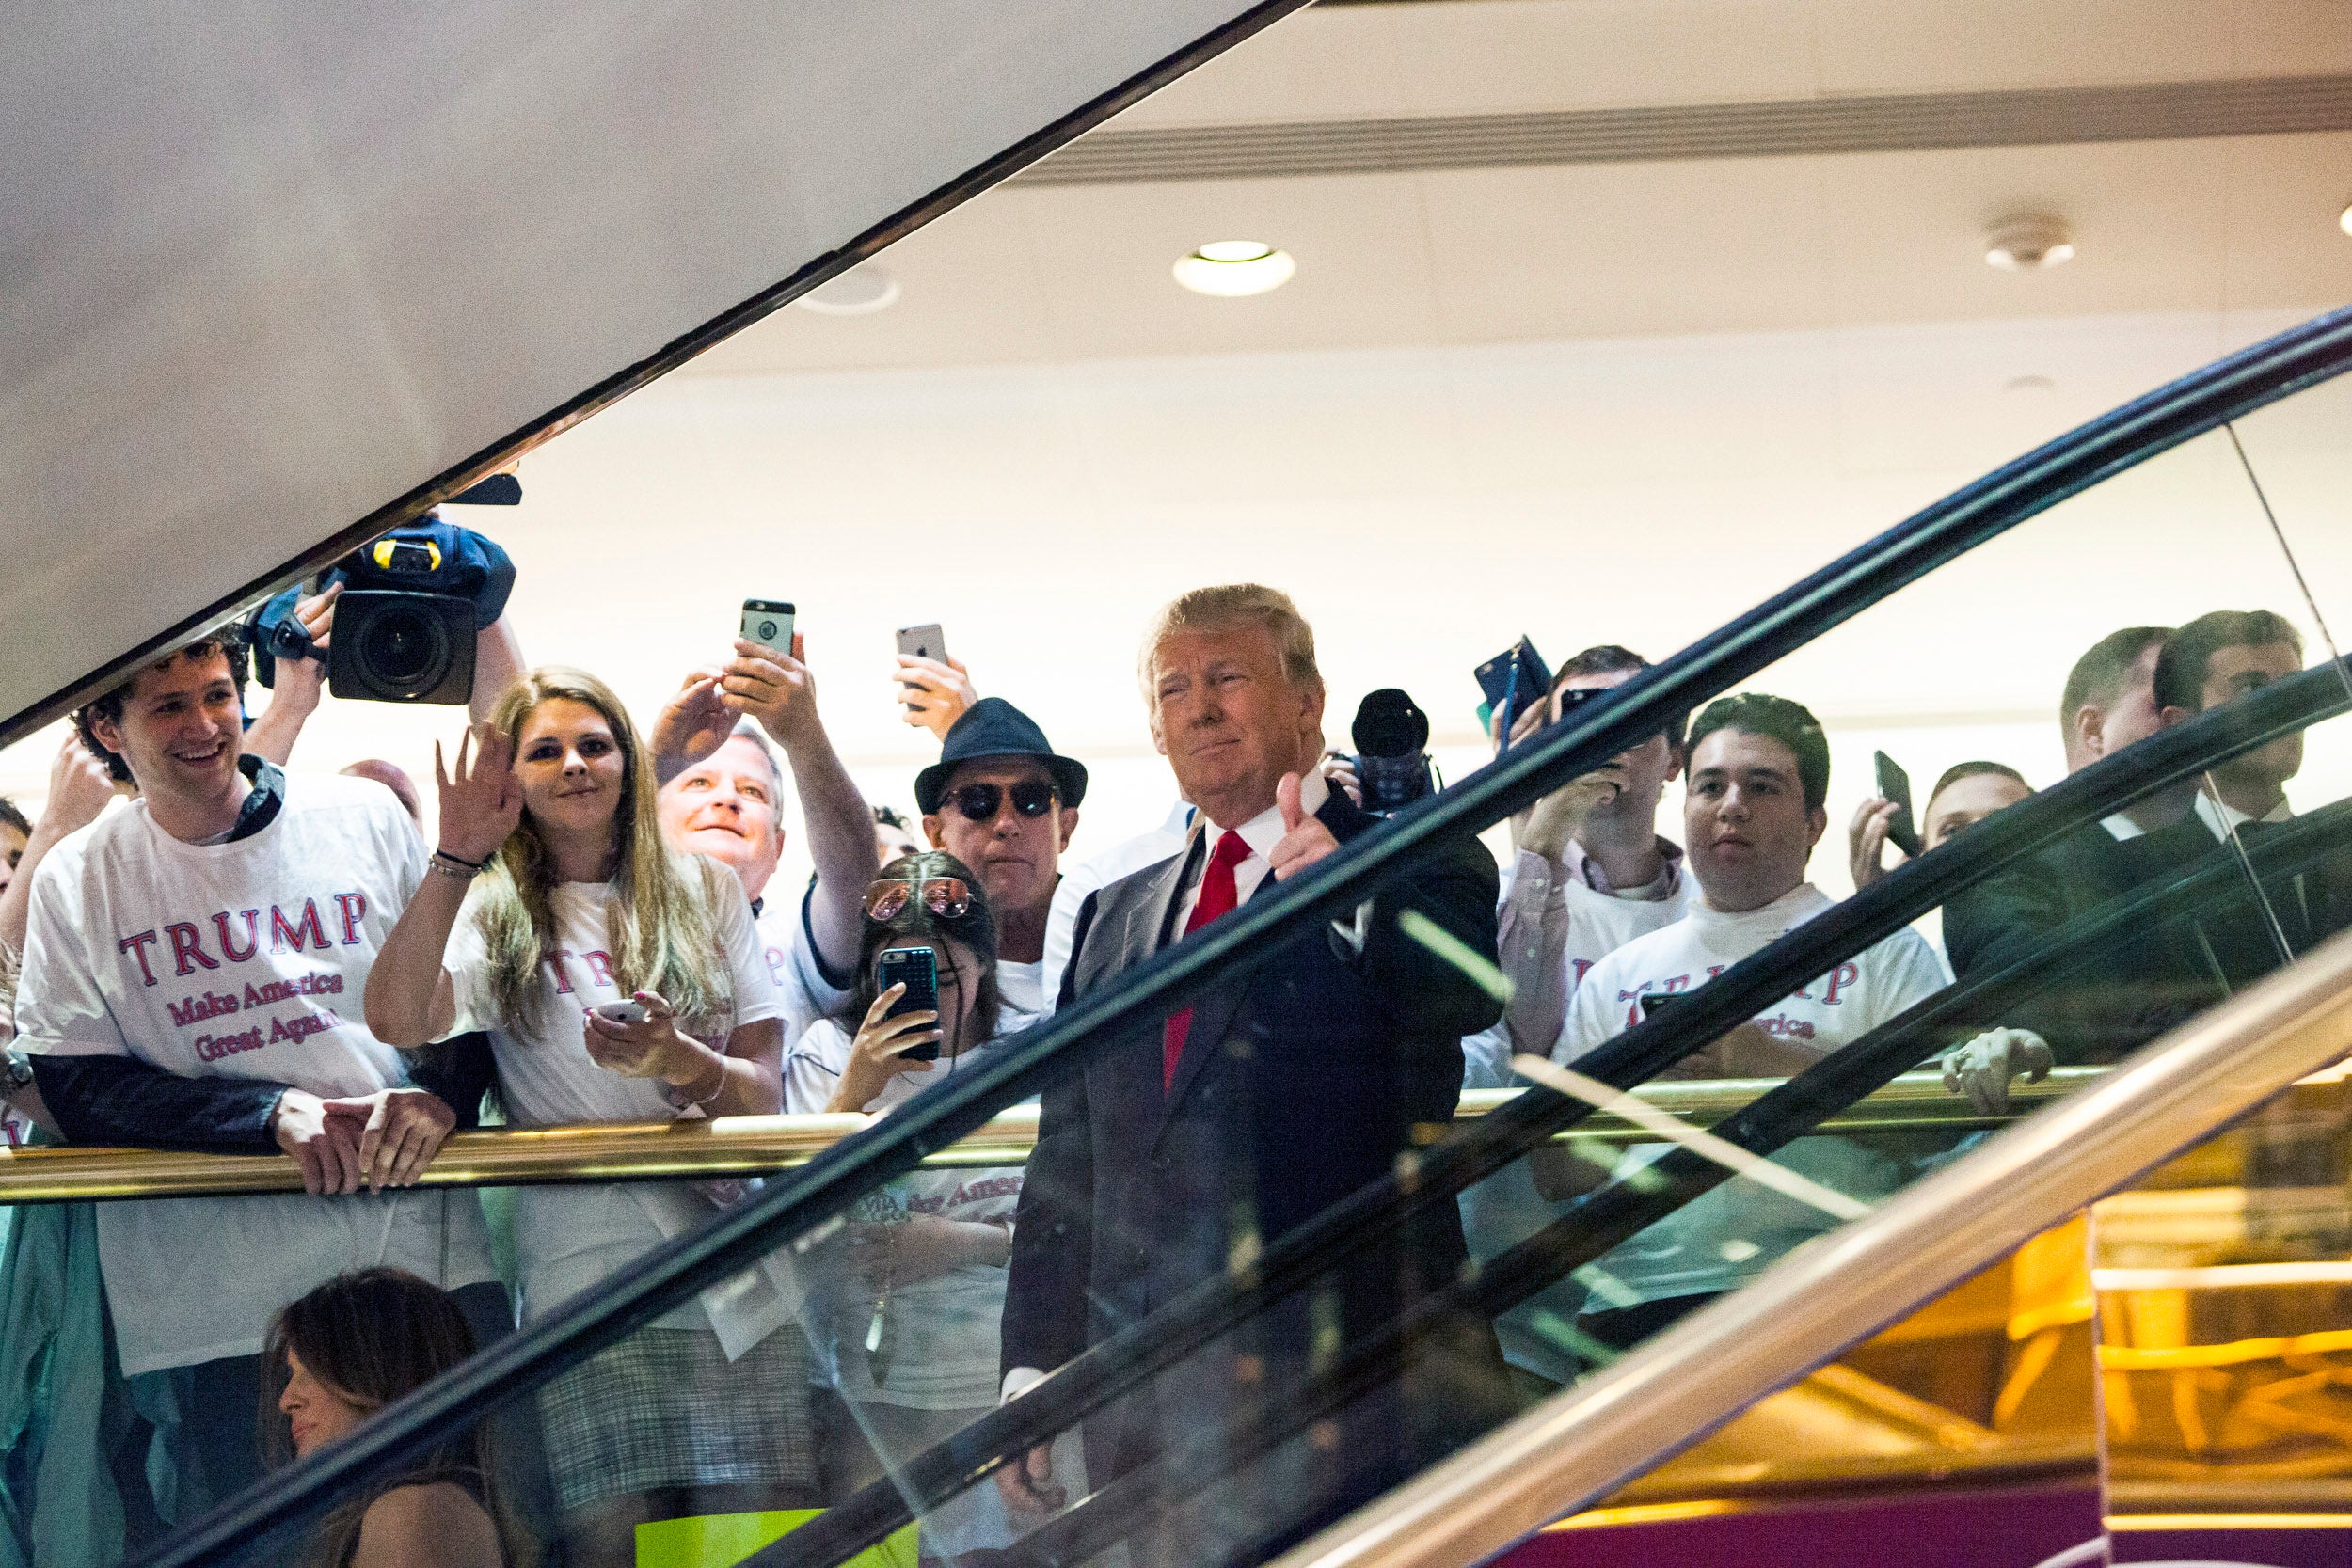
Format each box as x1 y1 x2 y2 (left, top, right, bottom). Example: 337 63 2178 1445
1173 768 1330 931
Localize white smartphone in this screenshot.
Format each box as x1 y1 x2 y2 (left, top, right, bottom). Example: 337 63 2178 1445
593 999 647 1023
895 623 947 664
741 599 795 651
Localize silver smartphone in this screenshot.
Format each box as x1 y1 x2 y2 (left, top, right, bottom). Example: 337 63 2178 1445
895 623 947 664
741 599 795 651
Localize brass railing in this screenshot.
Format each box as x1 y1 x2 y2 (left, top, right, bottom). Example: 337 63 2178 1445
0 1069 2098 1203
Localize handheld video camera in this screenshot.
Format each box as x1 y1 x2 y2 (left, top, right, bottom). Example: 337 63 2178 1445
1352 689 1438 816
249 515 516 705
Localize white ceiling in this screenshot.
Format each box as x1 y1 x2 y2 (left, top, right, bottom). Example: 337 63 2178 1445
687 0 2352 376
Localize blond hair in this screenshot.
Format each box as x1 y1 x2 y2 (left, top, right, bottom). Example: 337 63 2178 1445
470 667 735 1033
1136 584 1323 707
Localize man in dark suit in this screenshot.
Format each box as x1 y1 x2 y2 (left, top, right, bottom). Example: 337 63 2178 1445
996 584 1507 1564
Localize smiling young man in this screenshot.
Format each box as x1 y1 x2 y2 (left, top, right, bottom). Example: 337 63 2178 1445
998 584 1508 1562
915 698 1086 1030
651 633 878 1047
11 635 499 1518
1554 693 1949 1351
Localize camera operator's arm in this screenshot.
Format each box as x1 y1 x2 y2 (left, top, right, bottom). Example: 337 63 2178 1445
469 612 527 724
723 635 873 977
0 736 116 958
245 584 341 768
367 728 519 1049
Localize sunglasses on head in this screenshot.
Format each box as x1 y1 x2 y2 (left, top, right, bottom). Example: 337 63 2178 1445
863 876 974 923
946 780 1056 822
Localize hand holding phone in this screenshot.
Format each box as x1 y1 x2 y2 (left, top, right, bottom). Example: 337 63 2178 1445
876 947 943 1061
1873 750 1923 859
1475 638 1553 754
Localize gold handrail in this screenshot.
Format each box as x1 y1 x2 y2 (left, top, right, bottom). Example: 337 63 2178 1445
0 1069 2099 1204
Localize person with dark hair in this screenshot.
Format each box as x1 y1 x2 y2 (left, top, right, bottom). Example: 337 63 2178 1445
264 1269 509 1568
873 805 923 864
0 796 29 892
2153 609 2306 832
785 848 1071 1558
1556 691 1951 1349
365 669 810 1568
916 700 1087 1032
1472 645 1692 1080
10 633 501 1525
1850 759 2036 890
2061 626 2173 779
1445 644 1692 1397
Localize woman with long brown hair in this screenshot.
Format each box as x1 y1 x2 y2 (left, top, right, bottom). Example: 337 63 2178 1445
366 667 812 1568
262 1268 508 1568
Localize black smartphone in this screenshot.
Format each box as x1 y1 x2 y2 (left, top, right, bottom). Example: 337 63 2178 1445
875 946 941 1061
1638 991 1685 1020
1873 750 1923 859
1474 637 1553 736
740 598 795 651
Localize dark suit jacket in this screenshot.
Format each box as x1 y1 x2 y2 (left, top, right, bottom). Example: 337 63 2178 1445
1945 809 2352 1062
1002 789 1507 1486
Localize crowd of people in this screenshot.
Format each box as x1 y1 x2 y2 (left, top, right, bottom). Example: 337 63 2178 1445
0 533 2329 1565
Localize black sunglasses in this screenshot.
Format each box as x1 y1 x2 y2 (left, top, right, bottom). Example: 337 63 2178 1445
947 780 1057 822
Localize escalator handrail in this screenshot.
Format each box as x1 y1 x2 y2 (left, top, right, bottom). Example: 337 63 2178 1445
1263 927 2352 1568
139 304 2352 1567
765 658 2352 1568
968 790 2352 1568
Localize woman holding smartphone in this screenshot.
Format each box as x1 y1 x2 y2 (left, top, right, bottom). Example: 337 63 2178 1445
366 667 809 1568
786 848 1074 1559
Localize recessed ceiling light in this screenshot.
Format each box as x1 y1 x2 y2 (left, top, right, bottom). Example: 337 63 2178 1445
796 262 900 315
2339 202 2352 238
1984 216 2074 272
1173 241 1295 296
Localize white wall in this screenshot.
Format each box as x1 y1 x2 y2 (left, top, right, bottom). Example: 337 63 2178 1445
9 304 2352 903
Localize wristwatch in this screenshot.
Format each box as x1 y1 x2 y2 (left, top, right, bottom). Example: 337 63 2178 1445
0 1051 36 1100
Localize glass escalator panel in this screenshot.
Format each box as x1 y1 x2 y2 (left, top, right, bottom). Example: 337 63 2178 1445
12 313 2352 1568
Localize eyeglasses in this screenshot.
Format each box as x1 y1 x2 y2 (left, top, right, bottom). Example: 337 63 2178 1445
946 780 1056 822
863 876 974 923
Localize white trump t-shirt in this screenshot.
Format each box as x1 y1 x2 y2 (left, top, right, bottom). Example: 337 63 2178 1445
13 774 498 1375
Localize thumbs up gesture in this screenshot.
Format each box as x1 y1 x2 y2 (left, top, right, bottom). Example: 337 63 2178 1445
1269 771 1341 881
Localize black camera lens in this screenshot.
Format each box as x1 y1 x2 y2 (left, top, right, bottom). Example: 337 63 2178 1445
756 618 778 641
362 606 451 688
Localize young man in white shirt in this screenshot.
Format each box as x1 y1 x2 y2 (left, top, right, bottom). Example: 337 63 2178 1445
1555 693 1950 1353
914 700 1086 1031
12 634 500 1521
649 634 877 1045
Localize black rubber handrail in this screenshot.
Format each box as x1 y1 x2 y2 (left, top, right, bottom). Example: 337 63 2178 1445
977 784 2352 1568
138 304 2352 1568
754 656 2352 1568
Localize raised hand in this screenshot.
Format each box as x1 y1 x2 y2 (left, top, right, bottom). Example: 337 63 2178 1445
894 655 977 742
1848 796 1901 889
723 633 821 748
42 731 118 837
650 665 738 778
1319 748 1362 808
827 985 939 1113
434 725 522 864
1269 771 1339 881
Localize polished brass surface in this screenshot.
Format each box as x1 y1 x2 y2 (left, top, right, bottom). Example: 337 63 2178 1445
0 1068 2097 1205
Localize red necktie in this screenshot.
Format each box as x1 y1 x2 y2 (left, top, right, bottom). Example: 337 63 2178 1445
1164 831 1251 1091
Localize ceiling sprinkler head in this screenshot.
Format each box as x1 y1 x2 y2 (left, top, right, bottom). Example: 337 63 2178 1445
1984 215 2075 272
